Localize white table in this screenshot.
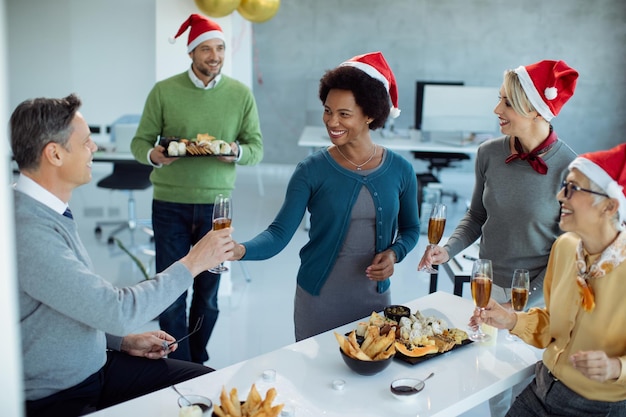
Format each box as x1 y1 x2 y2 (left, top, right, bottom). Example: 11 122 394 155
90 291 542 417
297 125 480 155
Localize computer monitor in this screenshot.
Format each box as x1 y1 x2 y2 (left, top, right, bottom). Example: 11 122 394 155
415 81 463 130
421 85 499 134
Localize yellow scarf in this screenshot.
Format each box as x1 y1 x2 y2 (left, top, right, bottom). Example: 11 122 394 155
575 232 626 312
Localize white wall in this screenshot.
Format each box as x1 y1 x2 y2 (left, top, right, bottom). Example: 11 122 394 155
0 0 25 414
6 0 252 132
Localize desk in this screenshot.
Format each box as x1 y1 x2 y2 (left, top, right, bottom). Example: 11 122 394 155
92 151 139 164
297 125 479 155
90 291 542 417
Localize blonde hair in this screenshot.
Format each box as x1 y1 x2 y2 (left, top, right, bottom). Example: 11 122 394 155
503 70 537 118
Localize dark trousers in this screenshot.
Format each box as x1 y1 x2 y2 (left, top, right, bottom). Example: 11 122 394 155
26 350 212 417
507 361 626 417
153 200 221 364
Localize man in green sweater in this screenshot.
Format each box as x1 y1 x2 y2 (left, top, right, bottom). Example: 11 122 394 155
131 14 263 364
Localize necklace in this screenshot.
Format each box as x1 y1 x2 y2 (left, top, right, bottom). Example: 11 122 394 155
336 144 377 171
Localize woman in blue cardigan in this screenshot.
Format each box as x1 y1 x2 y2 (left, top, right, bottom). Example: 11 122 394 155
231 52 420 341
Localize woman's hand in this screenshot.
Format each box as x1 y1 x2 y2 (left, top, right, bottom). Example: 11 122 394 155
570 351 622 382
468 298 517 331
417 245 449 271
366 250 396 281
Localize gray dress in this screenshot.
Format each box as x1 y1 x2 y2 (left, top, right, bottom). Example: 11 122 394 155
294 150 391 341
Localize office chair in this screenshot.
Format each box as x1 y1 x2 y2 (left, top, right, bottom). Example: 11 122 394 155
413 151 470 214
94 162 153 244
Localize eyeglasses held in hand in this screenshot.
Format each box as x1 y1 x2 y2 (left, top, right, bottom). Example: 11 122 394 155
162 315 204 351
560 181 608 200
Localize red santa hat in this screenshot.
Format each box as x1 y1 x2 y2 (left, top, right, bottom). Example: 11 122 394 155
339 51 401 118
169 14 225 53
569 143 626 226
514 60 578 122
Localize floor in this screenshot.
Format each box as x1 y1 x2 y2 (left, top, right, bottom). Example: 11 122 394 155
73 155 489 416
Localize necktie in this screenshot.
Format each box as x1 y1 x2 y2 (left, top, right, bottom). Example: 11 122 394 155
504 131 558 175
63 208 74 219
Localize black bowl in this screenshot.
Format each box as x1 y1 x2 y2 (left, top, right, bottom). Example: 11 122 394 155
384 305 411 323
339 348 394 376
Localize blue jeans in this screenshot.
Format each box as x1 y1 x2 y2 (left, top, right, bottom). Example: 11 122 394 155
152 200 220 364
507 361 626 417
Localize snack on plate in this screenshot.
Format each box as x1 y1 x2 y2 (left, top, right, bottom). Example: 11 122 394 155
197 133 216 142
334 324 396 361
213 384 283 417
394 310 469 357
356 308 469 358
164 135 234 157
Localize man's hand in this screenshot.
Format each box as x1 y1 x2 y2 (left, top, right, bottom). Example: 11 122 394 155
180 228 234 277
217 142 239 163
150 145 177 166
121 330 177 359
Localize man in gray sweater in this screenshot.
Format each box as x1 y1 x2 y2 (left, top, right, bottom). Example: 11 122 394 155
11 94 235 417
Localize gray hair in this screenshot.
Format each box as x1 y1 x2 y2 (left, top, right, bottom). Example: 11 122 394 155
588 178 624 231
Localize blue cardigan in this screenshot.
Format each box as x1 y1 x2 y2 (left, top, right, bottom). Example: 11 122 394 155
242 148 420 295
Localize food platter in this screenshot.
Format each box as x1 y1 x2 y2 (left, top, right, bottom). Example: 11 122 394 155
394 338 473 365
159 136 234 158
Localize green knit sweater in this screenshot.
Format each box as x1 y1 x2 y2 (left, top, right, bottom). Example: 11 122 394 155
131 72 263 203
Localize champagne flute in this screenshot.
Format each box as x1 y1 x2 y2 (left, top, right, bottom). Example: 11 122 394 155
506 269 529 342
208 194 232 274
469 259 493 342
418 203 447 274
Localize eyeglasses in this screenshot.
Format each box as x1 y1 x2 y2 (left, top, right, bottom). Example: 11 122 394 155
162 315 204 351
560 181 608 200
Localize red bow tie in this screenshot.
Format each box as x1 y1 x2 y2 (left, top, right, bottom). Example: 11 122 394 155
505 132 557 175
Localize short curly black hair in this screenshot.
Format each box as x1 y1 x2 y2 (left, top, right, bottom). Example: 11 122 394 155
319 66 390 130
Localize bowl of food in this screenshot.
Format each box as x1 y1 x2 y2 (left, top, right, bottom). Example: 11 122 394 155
339 347 394 376
384 305 411 323
390 378 425 401
177 395 212 416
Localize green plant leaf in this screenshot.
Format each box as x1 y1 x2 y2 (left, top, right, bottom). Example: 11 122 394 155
113 238 151 281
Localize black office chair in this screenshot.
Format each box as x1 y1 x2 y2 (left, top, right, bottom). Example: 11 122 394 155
413 151 470 214
94 162 153 244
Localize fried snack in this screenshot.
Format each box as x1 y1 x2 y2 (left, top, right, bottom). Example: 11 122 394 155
363 326 395 358
334 326 396 361
214 385 283 417
197 133 216 142
359 325 380 354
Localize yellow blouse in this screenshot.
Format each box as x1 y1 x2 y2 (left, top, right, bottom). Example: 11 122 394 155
513 232 626 402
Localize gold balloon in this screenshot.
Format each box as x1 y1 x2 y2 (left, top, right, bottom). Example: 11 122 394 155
194 0 241 18
237 0 280 23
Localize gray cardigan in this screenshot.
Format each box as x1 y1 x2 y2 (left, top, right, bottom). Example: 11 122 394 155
444 135 576 306
15 190 193 401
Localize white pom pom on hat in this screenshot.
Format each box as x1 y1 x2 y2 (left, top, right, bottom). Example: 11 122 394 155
514 60 578 122
170 14 225 53
339 51 401 119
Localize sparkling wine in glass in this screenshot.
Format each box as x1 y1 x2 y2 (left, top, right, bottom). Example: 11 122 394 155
506 269 529 342
208 194 232 274
469 259 493 342
418 203 446 274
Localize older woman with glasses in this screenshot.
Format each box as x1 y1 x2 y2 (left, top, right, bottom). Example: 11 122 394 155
472 143 626 417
